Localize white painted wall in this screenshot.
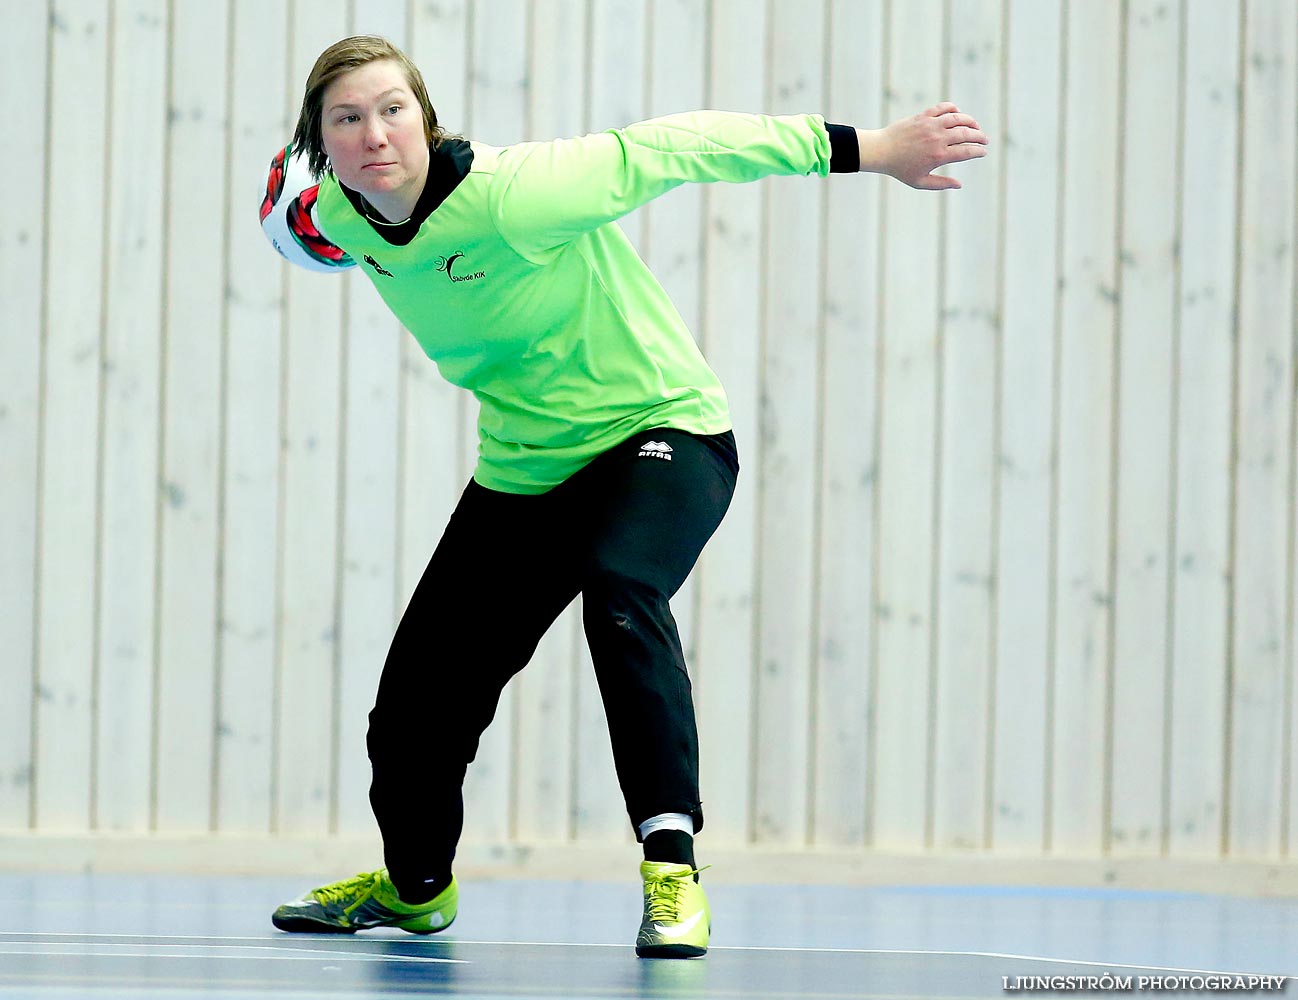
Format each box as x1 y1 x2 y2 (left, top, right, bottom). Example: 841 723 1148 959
2 0 1294 872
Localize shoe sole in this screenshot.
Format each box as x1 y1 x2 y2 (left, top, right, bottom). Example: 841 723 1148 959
271 913 457 935
271 914 358 934
636 942 707 958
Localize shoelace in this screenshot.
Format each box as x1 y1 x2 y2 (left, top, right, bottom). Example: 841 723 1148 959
316 870 381 912
644 866 709 923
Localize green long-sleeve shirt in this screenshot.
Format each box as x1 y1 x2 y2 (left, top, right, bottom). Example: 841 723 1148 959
314 110 834 493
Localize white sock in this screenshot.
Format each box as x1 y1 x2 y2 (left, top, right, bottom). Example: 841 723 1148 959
638 812 695 839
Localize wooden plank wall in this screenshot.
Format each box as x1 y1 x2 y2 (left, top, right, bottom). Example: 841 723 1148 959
2 0 1295 866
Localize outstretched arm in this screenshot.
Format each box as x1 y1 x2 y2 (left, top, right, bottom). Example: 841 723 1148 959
854 102 989 190
491 111 834 262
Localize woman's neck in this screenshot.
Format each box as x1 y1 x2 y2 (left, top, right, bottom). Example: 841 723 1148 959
359 154 430 224
361 192 415 225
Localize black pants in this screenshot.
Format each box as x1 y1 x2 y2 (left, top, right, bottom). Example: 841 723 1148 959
368 428 739 895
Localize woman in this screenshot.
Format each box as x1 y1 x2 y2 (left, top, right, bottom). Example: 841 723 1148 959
264 34 986 958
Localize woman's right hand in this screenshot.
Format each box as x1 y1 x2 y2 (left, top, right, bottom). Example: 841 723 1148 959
856 102 989 190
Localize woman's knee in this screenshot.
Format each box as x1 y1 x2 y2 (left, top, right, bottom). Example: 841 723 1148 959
583 563 666 619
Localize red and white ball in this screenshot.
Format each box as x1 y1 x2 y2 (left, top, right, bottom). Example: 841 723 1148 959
259 145 354 273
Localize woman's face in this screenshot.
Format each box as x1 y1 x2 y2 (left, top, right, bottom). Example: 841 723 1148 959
320 59 429 212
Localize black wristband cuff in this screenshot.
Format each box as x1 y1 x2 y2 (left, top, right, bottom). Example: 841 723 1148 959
826 122 859 173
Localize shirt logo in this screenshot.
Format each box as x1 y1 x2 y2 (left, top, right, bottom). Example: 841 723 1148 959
435 252 486 284
363 254 394 277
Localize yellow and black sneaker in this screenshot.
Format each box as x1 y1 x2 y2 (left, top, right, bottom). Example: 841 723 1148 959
272 869 457 935
635 861 711 958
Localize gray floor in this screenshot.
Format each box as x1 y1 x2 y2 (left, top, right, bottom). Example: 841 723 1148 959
0 872 1294 998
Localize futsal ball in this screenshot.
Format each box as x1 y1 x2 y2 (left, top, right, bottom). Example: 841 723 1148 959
260 144 355 272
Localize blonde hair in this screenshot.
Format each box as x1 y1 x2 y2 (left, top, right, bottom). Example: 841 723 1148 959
292 35 453 178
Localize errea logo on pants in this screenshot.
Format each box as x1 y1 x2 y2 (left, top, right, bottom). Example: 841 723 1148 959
639 441 673 461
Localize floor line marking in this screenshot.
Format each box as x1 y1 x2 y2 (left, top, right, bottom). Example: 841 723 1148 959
0 949 464 965
5 940 378 953
0 941 465 964
711 948 1295 979
419 939 1298 978
0 932 1290 979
